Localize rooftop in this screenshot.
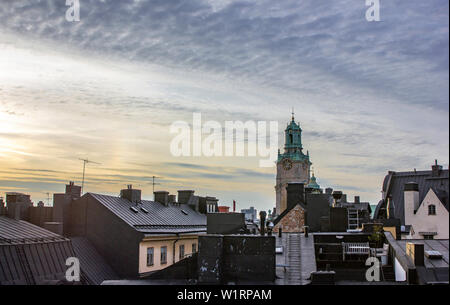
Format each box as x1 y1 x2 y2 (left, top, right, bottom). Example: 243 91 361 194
87 193 207 234
0 216 68 245
374 165 449 223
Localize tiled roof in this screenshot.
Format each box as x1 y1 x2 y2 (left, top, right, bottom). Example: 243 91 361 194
375 169 449 224
0 216 68 245
87 193 206 234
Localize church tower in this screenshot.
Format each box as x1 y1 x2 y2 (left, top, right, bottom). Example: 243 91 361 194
275 112 312 215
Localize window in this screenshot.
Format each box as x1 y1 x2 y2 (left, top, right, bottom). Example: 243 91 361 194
179 244 185 260
424 235 434 240
428 205 436 215
160 246 167 264
146 247 154 266
207 204 214 213
192 243 197 253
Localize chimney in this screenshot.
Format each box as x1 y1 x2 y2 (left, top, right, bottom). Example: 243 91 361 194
177 190 195 204
332 191 343 207
431 159 443 177
354 196 360 204
259 211 266 236
325 188 333 195
66 181 81 199
120 185 141 205
13 203 21 220
404 182 419 225
233 200 236 212
341 194 347 203
406 242 424 266
286 183 305 210
154 191 169 206
168 194 176 204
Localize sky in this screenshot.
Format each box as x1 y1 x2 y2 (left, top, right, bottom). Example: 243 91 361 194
0 0 448 212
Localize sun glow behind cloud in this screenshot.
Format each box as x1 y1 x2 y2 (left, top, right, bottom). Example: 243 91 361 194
0 0 448 211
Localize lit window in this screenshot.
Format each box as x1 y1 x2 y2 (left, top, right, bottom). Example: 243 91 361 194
179 244 185 260
428 205 436 215
192 243 197 253
146 247 154 266
161 246 167 264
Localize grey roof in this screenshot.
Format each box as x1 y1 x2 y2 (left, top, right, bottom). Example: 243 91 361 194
274 233 316 285
374 169 449 224
395 239 449 269
88 193 206 234
0 216 68 245
385 232 449 284
0 216 74 285
71 237 119 285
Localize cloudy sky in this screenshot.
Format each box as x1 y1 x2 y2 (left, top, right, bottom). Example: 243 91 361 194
0 0 448 212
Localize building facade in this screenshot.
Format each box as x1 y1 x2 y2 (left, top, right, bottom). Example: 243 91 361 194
275 114 312 215
66 186 208 277
241 206 257 222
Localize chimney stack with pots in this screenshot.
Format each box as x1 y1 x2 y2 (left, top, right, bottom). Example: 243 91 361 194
120 185 141 205
154 191 169 206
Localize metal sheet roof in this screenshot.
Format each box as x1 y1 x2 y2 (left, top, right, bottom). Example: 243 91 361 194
392 239 449 269
0 216 68 245
88 193 206 234
71 237 119 285
375 169 449 224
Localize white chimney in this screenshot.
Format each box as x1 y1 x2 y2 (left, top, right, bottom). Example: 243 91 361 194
404 182 419 225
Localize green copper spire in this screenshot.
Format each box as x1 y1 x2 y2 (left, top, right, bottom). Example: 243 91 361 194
307 171 320 189
278 112 309 162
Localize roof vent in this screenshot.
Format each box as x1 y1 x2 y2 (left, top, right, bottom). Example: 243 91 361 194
130 206 138 213
181 209 188 215
140 207 149 213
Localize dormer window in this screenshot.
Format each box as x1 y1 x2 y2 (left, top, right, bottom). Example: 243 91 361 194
428 205 436 215
207 204 215 213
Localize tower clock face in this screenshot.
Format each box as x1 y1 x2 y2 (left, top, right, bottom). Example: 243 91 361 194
282 158 293 170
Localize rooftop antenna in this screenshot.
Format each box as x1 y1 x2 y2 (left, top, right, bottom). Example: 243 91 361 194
151 176 162 193
41 192 50 206
79 158 100 195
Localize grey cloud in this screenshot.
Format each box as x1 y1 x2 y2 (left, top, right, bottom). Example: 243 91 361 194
1 0 448 110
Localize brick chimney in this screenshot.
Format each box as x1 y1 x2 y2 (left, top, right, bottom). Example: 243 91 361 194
177 190 195 204
120 185 141 205
168 194 176 204
431 159 443 177
65 181 81 199
154 191 169 206
404 182 419 225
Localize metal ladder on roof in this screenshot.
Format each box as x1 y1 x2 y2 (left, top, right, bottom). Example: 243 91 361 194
347 208 359 230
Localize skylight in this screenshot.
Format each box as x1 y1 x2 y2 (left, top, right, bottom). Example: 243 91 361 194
425 250 442 259
140 207 149 213
130 206 138 213
181 209 188 215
